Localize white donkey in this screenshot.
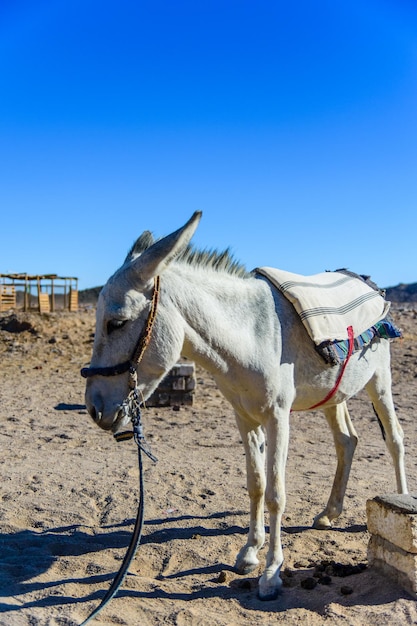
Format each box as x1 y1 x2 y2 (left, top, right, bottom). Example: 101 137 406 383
83 212 407 600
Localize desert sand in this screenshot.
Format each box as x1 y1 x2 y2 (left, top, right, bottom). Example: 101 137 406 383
1 304 417 625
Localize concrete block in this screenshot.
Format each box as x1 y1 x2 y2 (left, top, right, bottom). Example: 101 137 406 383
146 361 196 407
367 494 417 553
368 533 417 597
171 363 195 377
172 377 186 391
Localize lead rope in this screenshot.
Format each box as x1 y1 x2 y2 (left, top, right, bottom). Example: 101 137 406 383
79 279 160 625
80 421 143 625
79 405 157 626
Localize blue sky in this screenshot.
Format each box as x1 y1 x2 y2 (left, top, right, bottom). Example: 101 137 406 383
0 0 416 289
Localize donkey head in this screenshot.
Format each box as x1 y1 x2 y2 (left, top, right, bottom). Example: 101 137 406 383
84 211 202 435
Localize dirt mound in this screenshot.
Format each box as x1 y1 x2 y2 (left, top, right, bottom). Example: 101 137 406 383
0 314 36 334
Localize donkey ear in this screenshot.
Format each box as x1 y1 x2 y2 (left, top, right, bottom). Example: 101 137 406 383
128 211 202 284
124 230 155 263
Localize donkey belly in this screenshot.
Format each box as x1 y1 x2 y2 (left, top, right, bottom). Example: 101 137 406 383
291 340 385 412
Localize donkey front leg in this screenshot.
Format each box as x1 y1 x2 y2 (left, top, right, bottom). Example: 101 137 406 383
234 415 266 576
258 411 290 601
313 402 358 529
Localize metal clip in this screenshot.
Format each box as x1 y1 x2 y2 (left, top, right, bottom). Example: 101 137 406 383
132 411 158 463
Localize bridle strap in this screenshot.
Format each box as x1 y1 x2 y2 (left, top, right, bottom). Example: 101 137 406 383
80 276 161 380
80 360 131 378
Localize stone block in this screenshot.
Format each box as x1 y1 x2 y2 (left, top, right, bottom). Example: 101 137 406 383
367 494 417 553
171 363 195 377
368 533 417 597
172 377 186 391
146 361 196 407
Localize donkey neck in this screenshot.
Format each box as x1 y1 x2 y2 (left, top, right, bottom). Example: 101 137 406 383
164 265 276 377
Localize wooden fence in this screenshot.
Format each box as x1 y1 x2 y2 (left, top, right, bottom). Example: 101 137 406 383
0 285 16 312
0 274 79 313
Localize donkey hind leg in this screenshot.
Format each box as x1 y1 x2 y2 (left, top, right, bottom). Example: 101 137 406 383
258 411 290 601
365 368 408 494
313 402 358 529
234 415 266 576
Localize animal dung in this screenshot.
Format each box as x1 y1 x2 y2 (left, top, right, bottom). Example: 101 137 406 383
300 577 318 590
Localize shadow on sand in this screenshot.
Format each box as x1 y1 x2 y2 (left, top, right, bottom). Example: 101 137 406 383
0 514 408 618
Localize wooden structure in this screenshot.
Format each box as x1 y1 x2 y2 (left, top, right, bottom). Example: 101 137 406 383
0 285 16 312
0 274 79 313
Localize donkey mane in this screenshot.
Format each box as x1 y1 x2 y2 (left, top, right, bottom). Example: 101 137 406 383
126 231 250 278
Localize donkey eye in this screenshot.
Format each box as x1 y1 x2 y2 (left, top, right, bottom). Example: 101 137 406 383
107 319 127 335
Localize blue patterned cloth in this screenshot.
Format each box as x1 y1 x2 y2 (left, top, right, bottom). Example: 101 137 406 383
316 319 402 365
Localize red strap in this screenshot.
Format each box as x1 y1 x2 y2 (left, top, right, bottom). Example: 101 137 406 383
305 325 355 411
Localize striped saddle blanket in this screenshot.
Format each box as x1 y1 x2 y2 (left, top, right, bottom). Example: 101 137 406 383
255 267 401 364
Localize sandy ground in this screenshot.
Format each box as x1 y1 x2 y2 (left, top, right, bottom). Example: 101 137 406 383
1 304 417 626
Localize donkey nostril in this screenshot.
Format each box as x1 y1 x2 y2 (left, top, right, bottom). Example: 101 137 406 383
90 406 99 422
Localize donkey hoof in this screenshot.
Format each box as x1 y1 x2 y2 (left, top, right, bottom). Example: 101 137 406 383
258 571 282 600
235 562 258 576
235 546 260 576
258 588 281 601
313 514 333 530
